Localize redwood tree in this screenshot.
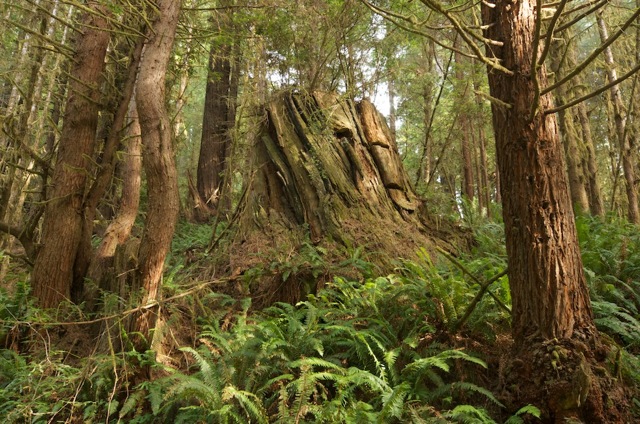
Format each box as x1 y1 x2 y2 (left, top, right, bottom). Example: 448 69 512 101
482 0 594 343
31 3 111 308
482 0 622 420
195 4 238 221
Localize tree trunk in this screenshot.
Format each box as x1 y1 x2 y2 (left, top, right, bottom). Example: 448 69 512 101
576 97 605 216
549 34 590 213
473 74 492 217
482 0 625 421
86 96 142 302
596 11 639 223
416 40 436 187
132 0 180 347
227 91 469 306
483 0 594 346
31 3 110 308
195 1 238 221
74 36 144 301
455 50 474 202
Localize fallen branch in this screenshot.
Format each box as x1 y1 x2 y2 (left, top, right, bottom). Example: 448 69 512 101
435 246 511 316
451 268 509 333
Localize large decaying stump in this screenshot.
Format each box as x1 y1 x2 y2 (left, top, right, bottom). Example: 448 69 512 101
226 91 469 305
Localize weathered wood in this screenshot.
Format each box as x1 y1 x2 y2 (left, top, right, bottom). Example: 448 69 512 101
226 91 469 306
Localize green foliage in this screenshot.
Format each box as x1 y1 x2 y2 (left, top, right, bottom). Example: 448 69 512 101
0 279 31 343
241 238 331 297
577 215 640 350
154 273 519 423
0 344 130 422
397 246 511 339
9 213 640 422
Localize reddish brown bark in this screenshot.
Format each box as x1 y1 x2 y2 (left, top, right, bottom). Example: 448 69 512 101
31 3 110 308
133 0 180 344
86 97 142 295
195 2 238 221
74 37 144 300
482 0 595 343
480 2 629 421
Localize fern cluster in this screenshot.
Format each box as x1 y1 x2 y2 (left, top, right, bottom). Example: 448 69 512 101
576 215 640 351
144 272 536 423
575 215 640 414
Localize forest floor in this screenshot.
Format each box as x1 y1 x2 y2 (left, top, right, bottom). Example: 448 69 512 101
0 214 639 422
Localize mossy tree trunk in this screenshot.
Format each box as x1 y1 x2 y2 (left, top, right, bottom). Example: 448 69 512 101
194 0 239 222
31 3 111 308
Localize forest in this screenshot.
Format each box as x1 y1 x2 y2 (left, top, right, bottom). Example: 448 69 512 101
1 0 640 422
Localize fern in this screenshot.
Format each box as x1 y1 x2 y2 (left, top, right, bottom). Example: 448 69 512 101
444 404 495 423
503 404 541 424
592 301 640 347
222 385 269 423
379 381 411 421
403 350 487 377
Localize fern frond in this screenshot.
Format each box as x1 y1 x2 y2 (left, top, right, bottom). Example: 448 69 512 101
380 381 410 420
289 357 343 371
444 404 495 423
179 347 219 388
451 382 504 407
118 390 145 419
222 385 269 424
403 350 486 379
504 404 541 423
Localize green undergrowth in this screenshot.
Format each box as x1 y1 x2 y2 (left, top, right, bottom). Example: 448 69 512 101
117 270 531 423
1 214 640 421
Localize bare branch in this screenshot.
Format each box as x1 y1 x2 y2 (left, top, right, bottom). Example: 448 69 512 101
545 61 640 115
547 0 608 35
419 0 514 74
542 5 640 95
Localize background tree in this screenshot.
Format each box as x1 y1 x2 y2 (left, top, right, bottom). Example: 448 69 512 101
194 0 240 222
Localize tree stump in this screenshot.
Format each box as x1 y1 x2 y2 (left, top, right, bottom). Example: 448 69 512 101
224 91 470 306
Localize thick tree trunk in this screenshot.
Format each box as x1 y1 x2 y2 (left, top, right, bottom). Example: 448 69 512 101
74 37 144 301
31 3 110 308
483 1 626 421
132 0 180 346
483 0 594 347
195 1 238 221
228 91 469 306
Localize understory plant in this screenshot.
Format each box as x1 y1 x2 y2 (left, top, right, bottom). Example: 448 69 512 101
148 270 536 423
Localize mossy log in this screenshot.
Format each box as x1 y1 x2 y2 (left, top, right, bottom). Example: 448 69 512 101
225 91 470 305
